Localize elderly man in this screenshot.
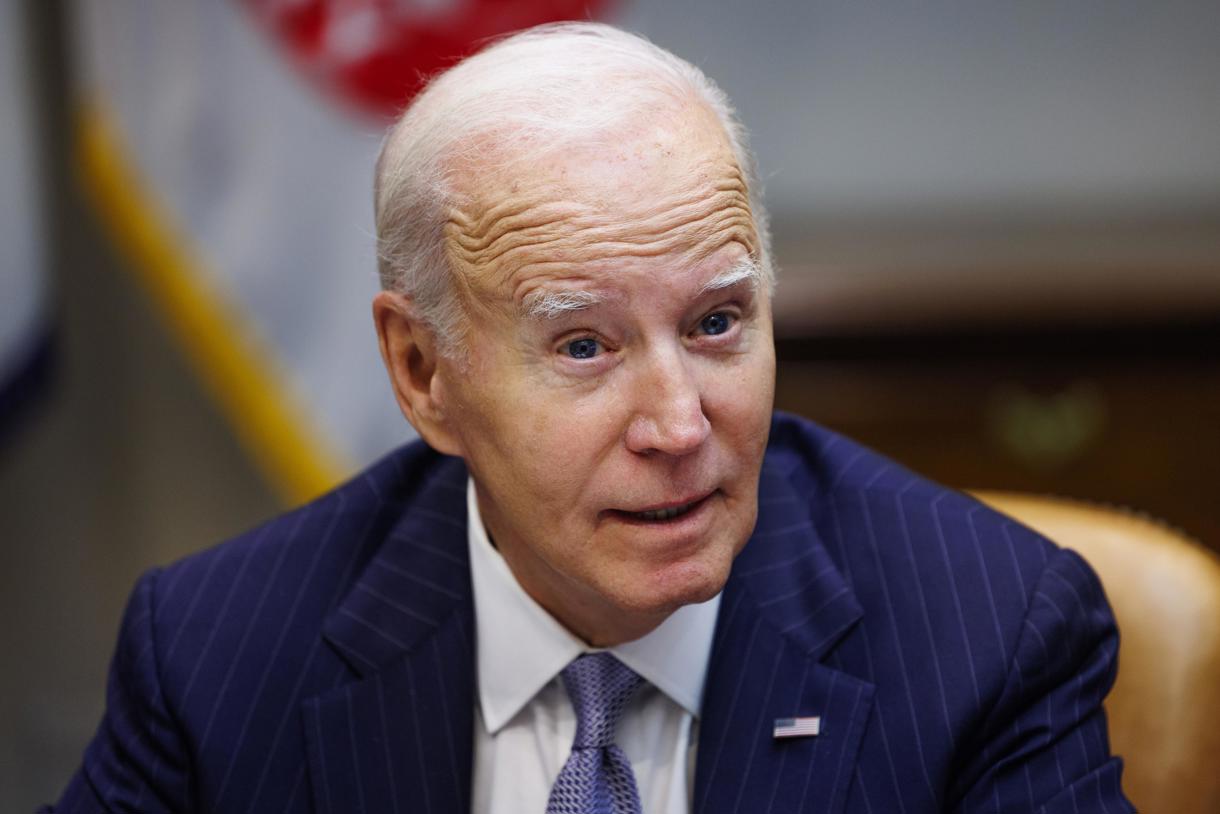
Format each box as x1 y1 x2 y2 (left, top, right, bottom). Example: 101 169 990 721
50 23 1132 814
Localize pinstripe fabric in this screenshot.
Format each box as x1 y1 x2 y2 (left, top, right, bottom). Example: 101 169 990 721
46 413 1133 813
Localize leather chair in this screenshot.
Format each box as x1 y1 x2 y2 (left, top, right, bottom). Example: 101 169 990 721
972 491 1220 814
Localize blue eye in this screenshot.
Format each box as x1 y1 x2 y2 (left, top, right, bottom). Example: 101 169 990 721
565 338 600 359
700 312 732 336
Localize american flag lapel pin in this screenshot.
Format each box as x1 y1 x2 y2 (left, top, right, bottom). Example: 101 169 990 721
773 716 821 739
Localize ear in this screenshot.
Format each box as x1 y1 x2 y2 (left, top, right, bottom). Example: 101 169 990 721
372 291 464 456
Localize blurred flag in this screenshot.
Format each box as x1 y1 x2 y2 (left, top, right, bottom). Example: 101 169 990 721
71 0 611 504
0 0 50 448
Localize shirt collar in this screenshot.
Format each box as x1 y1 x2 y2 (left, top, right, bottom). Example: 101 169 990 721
467 478 721 735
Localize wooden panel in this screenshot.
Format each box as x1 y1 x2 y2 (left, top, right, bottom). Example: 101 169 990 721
775 356 1219 550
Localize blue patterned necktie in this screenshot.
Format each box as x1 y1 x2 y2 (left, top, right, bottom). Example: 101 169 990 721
546 653 645 814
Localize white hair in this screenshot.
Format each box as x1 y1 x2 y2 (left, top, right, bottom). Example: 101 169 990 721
523 289 605 321
521 255 762 321
374 22 774 354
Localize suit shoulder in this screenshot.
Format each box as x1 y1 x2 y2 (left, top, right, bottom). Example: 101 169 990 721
766 411 1060 603
767 410 947 502
146 441 465 643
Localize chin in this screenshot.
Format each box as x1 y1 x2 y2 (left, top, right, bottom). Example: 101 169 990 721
624 549 735 616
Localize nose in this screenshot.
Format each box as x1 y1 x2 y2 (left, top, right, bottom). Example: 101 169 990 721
624 348 712 456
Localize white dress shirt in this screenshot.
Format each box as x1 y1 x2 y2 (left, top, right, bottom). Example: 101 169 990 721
466 479 721 814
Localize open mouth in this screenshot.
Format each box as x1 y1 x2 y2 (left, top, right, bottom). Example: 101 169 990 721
613 492 714 523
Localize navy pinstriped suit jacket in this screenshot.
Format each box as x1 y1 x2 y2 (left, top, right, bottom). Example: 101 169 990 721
50 412 1134 813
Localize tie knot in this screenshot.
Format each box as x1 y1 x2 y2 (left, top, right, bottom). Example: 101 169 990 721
561 653 644 749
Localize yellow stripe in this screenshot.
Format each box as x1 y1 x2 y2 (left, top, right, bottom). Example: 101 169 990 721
75 104 350 505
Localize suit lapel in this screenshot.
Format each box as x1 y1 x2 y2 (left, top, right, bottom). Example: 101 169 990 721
304 458 475 814
694 460 875 814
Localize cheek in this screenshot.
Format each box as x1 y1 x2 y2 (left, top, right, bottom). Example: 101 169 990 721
706 351 775 433
491 393 622 508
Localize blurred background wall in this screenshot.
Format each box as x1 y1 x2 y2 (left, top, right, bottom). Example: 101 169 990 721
2 0 1217 809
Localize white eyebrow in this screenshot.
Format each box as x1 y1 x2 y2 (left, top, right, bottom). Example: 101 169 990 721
522 289 605 320
521 257 759 319
699 257 761 295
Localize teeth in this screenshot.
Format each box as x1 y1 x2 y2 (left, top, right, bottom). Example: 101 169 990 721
635 501 695 521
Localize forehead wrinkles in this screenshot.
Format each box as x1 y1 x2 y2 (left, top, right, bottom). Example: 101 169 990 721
444 163 756 297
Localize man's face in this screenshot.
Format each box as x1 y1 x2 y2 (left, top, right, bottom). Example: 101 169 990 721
433 104 775 644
